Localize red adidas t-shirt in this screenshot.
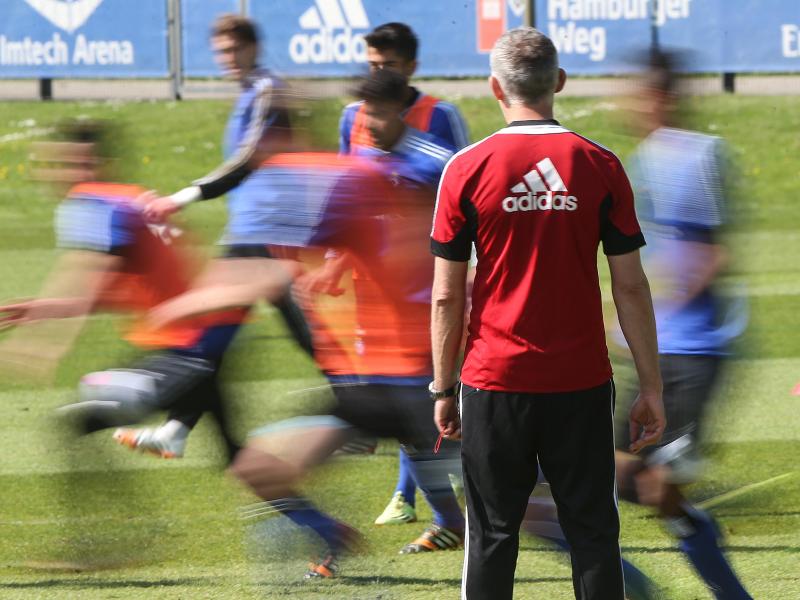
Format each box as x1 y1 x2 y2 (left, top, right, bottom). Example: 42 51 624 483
431 120 645 393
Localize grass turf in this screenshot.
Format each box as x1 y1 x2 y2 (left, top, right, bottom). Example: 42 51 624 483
0 94 798 598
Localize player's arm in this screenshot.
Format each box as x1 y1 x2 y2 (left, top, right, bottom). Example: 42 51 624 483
664 139 730 309
608 250 664 453
430 157 473 439
602 156 664 452
146 258 299 330
431 257 468 439
669 240 727 308
294 251 351 299
0 250 121 380
0 251 120 324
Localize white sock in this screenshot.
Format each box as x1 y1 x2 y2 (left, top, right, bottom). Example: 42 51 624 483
156 419 190 442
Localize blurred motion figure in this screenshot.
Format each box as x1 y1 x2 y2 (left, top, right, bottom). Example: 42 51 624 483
338 22 470 531
0 120 247 456
116 14 313 458
615 49 751 600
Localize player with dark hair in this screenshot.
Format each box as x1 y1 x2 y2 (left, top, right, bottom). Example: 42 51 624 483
341 22 469 156
338 22 470 530
365 22 418 63
115 13 311 459
296 69 463 554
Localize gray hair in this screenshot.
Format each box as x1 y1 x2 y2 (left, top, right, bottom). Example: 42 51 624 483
490 27 559 106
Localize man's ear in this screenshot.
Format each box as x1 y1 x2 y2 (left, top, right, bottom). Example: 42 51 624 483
554 68 567 94
489 75 506 104
406 59 418 79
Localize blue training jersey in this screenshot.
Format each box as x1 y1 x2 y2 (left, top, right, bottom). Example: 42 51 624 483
190 68 291 246
338 89 468 189
628 127 747 354
57 182 244 359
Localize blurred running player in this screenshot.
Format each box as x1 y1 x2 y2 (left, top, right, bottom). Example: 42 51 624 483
303 70 466 555
144 150 464 579
0 121 254 456
116 14 311 457
338 22 470 528
614 49 751 599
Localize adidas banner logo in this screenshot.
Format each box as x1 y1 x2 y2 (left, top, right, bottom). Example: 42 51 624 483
24 0 104 34
502 158 577 212
289 0 369 65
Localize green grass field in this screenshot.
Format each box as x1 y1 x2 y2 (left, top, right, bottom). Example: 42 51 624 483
0 94 798 599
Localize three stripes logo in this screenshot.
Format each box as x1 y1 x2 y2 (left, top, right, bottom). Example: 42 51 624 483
502 157 578 212
289 0 370 65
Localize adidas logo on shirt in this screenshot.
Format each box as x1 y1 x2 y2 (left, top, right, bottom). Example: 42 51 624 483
502 158 578 212
289 0 370 65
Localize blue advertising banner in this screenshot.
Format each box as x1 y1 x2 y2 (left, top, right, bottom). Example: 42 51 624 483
533 0 654 75
181 0 241 77
0 1 797 81
658 0 800 73
249 0 526 78
0 0 169 78
538 0 800 75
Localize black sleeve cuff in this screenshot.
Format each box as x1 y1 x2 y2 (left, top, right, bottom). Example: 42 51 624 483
431 237 471 261
603 231 646 256
599 193 646 256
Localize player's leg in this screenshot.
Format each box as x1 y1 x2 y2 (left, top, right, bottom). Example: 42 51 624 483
115 321 246 460
374 449 418 525
399 438 463 554
637 355 752 599
115 370 241 461
62 352 216 435
459 385 539 600
536 381 624 600
225 244 314 357
352 383 463 552
230 414 360 579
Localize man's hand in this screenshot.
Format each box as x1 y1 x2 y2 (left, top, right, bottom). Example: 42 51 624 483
294 265 346 298
628 389 666 453
0 301 32 331
434 396 461 440
142 192 181 222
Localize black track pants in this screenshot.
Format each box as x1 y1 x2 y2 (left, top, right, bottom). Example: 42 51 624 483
459 381 624 600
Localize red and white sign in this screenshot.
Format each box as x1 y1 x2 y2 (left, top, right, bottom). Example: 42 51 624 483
476 0 506 53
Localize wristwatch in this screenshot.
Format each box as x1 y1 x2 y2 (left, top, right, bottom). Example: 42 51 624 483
428 381 457 401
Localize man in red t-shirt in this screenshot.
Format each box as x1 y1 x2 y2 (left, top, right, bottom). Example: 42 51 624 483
429 28 665 600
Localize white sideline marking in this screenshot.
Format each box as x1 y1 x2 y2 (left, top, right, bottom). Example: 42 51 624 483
698 471 797 509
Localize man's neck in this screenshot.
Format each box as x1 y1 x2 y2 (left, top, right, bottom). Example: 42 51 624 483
502 103 555 124
238 65 257 87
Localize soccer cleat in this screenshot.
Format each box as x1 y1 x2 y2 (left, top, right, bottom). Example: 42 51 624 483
113 427 185 459
399 524 463 554
304 522 362 580
374 492 417 525
304 553 338 579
